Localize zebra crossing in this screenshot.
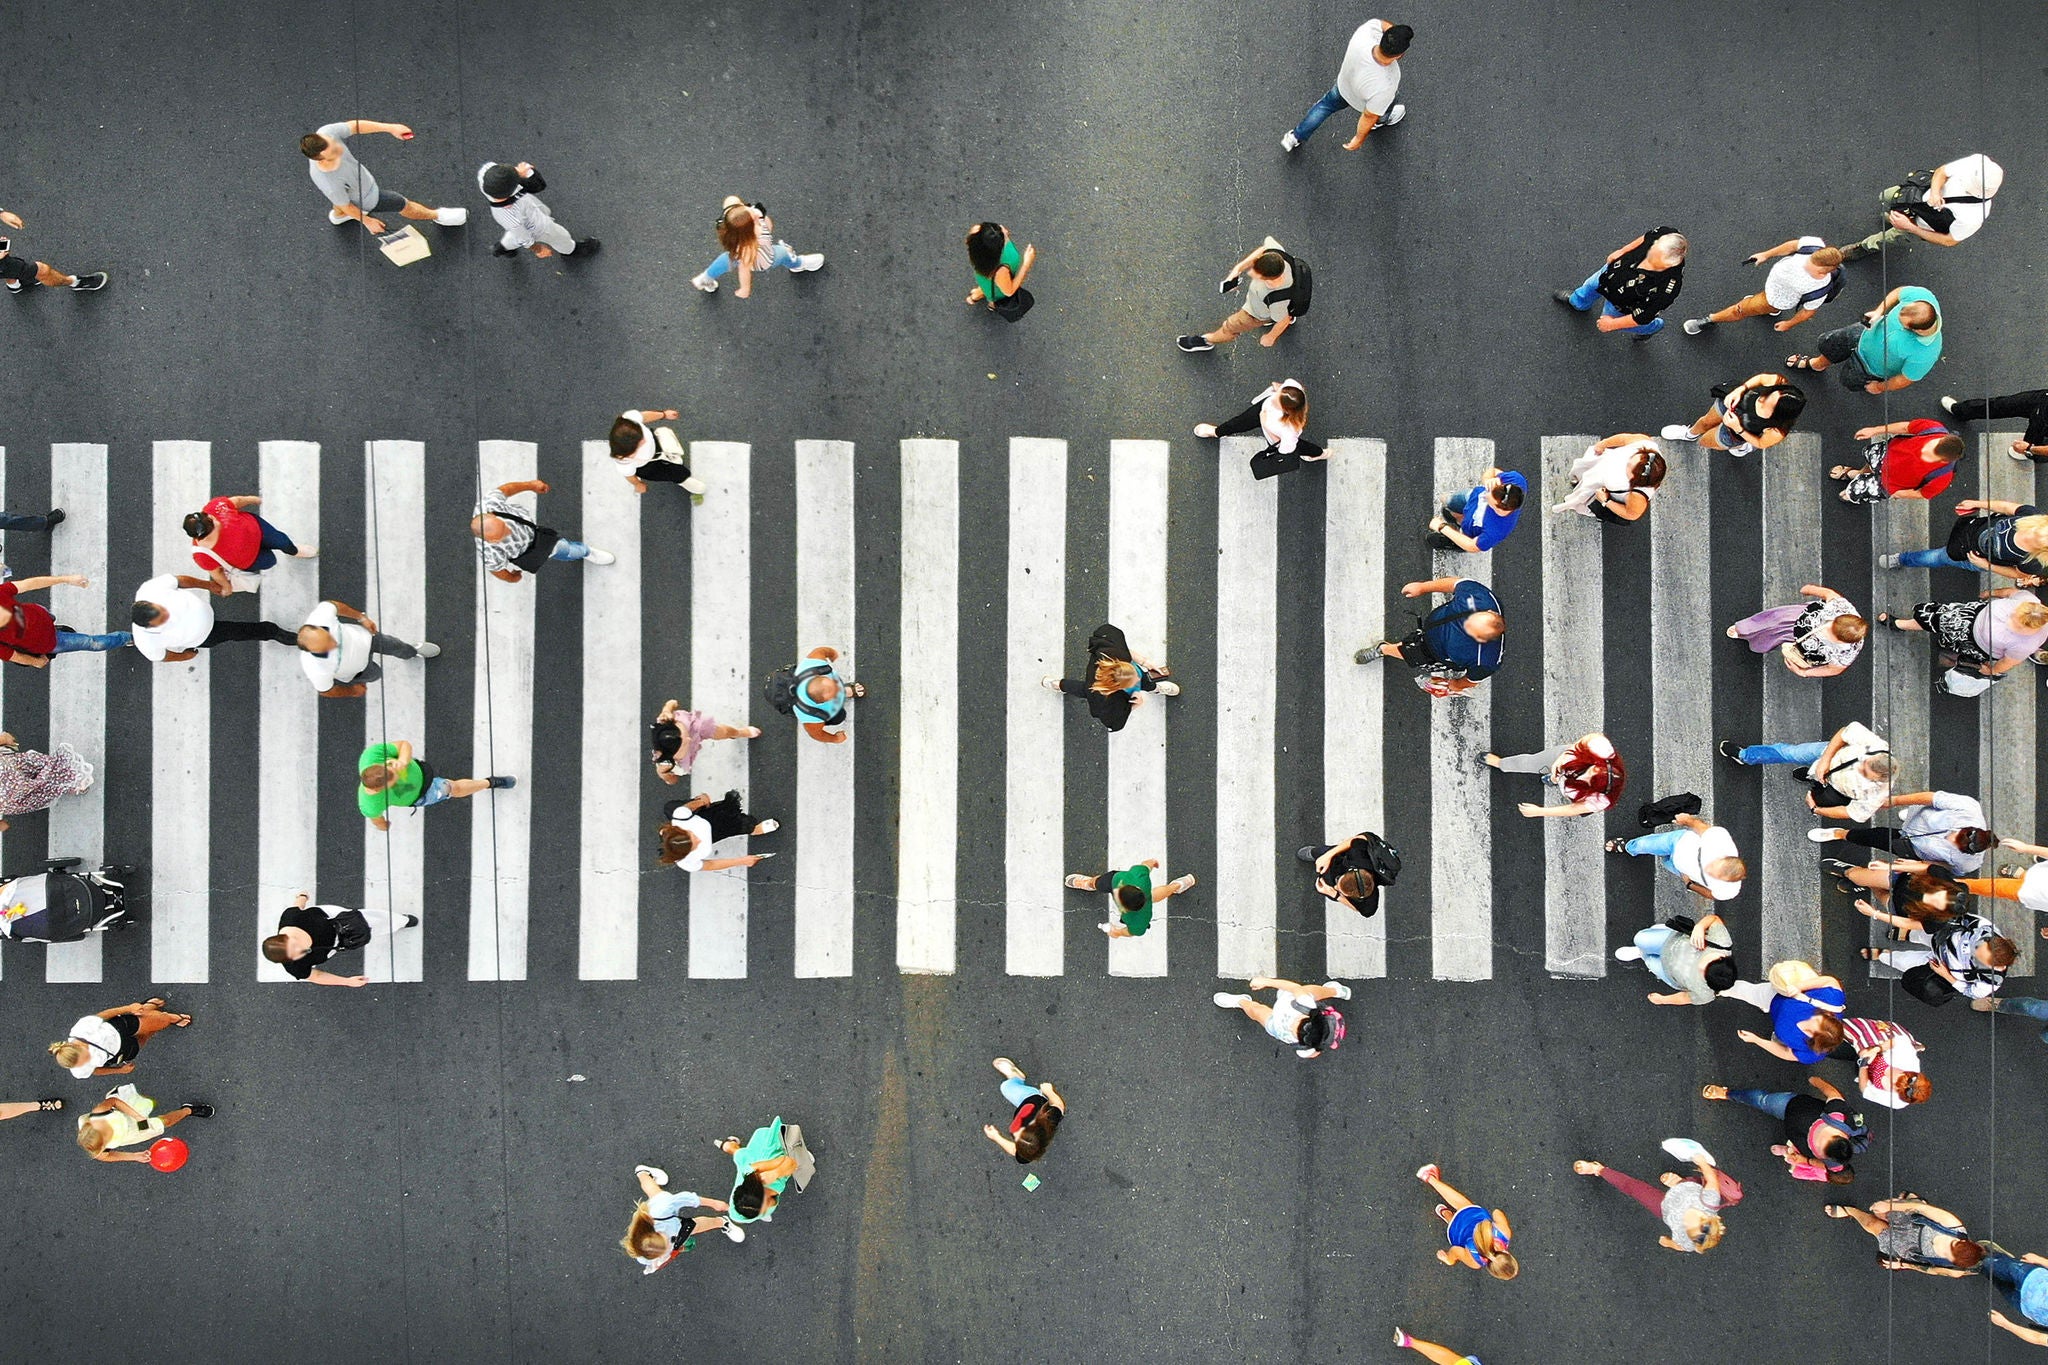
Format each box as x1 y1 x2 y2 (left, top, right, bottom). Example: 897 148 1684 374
0 432 2034 987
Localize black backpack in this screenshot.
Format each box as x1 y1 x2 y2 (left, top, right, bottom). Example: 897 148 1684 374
1358 832 1401 886
762 665 800 715
1266 253 1313 318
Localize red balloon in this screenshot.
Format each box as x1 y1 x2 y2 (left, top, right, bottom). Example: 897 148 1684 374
148 1137 188 1172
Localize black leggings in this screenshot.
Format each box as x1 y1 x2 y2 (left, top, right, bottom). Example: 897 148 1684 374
1214 401 1267 438
203 618 296 648
1950 390 2048 448
1843 827 1918 858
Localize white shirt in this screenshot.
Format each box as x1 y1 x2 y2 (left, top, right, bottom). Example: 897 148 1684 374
1935 154 2002 242
64 1014 123 1078
668 811 714 873
300 600 374 690
612 411 658 472
1334 20 1401 115
1810 722 1890 822
2013 863 2048 914
1241 264 1296 324
1670 825 1742 901
488 193 561 249
1858 1032 1924 1109
131 573 214 662
1253 381 1307 454
1763 237 1838 312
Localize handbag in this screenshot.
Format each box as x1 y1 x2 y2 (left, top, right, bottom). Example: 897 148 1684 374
1637 791 1703 829
1887 169 1986 236
1940 666 1996 698
498 509 563 574
1946 511 1993 561
377 225 432 266
991 287 1035 322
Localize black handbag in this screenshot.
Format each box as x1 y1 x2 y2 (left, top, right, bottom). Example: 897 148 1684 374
1945 511 1993 562
991 287 1035 322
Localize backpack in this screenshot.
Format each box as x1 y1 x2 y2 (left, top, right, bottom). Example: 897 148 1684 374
1266 253 1313 318
762 665 801 715
763 660 839 723
1817 1109 1873 1161
1358 832 1402 887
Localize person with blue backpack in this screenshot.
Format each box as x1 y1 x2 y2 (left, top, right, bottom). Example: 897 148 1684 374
1680 237 1845 335
768 645 865 745
1701 1073 1868 1185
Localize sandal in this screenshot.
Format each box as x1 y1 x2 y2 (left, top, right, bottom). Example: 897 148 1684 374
1829 466 1856 480
1823 1204 1852 1219
1603 839 1628 854
35 1097 62 1112
142 997 167 1010
1787 354 1819 370
171 1013 193 1027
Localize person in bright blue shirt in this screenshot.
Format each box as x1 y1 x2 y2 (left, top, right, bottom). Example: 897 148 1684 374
1426 467 1526 552
1792 285 1941 395
1986 1250 2048 1347
1358 577 1504 695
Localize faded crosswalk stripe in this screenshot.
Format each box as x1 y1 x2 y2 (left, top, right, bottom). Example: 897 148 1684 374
46 444 109 983
1758 433 1823 969
1538 436 1606 978
1322 439 1386 978
577 439 642 981
1430 438 1494 981
1005 438 1066 977
1108 440 1170 979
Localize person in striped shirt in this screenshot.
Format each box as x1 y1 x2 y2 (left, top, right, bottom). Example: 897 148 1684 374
1833 1016 1931 1109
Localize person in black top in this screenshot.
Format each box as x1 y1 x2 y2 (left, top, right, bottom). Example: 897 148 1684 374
0 211 108 296
1554 226 1687 338
260 891 419 986
1702 1076 1865 1184
1041 622 1179 731
1663 372 1806 457
1943 388 2048 464
1296 833 1397 917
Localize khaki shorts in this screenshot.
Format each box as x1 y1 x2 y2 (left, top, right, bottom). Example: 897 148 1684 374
1213 308 1269 341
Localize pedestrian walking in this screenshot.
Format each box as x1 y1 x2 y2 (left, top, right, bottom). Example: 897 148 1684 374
1413 1163 1518 1279
717 1117 812 1225
650 699 758 785
1942 387 2048 463
1571 1139 1738 1254
1390 1329 1482 1365
1879 497 2048 584
471 478 614 583
1176 237 1311 352
1875 587 2048 687
965 222 1036 320
1360 577 1505 697
0 1097 64 1123
1725 584 1867 679
688 197 823 296
1211 978 1350 1060
0 208 106 295
0 574 129 668
656 790 779 874
297 598 438 699
1063 858 1195 938
1661 372 1806 457
1960 836 2048 927
1486 733 1624 820
358 740 510 831
1840 153 2003 261
49 999 191 1078
1863 911 2014 1006
1553 434 1664 523
1837 1016 1931 1110
0 859 133 944
0 506 63 534
608 408 707 497
1788 287 1942 395
1614 910 1738 1006
1973 992 2048 1042
1822 1196 1979 1273
981 1057 1066 1162
1680 237 1844 335
185 493 317 595
0 731 93 830
1829 419 1962 504
1282 19 1409 153
262 892 421 986
1426 465 1527 551
1298 831 1401 919
621 1164 741 1273
771 645 865 744
477 159 597 261
1043 623 1178 732
1809 790 1992 875
1701 1075 1865 1184
75 1084 212 1165
1723 960 1845 1064
131 574 296 663
1554 226 1688 338
1985 1250 2048 1347
1718 721 1891 826
1194 378 1327 478
1608 810 1746 901
301 119 467 235
1830 865 1964 926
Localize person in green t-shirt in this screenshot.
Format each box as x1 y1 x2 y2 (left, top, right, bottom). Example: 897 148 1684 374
1063 858 1197 938
964 222 1035 311
1791 285 1941 395
356 739 512 830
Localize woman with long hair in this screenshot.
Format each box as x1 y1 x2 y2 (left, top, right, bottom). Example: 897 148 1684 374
649 699 758 785
656 790 779 874
619 1164 741 1274
1882 497 2048 585
1571 1139 1739 1254
1726 584 1867 679
689 197 823 297
1193 378 1326 477
75 1084 212 1164
719 1118 808 1226
1554 432 1666 523
1662 372 1806 457
1876 587 2048 682
1485 732 1624 819
0 731 92 829
1043 622 1178 733
964 222 1036 315
1414 1162 1519 1280
1212 977 1350 1061
980 1058 1066 1163
607 409 708 498
50 998 191 1078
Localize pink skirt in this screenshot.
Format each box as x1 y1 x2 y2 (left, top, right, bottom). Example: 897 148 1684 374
1730 603 1805 654
671 710 720 773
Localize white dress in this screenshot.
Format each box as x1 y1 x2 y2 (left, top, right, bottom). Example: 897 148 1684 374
1558 439 1655 516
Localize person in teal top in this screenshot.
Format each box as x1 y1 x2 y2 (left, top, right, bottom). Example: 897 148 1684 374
1062 857 1197 938
1793 285 1941 395
965 222 1036 311
355 739 511 830
720 1118 802 1224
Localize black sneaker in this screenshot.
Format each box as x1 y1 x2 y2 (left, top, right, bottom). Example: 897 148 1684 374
1818 858 1856 877
4 280 21 294
570 238 601 258
487 775 517 790
401 914 421 928
1551 289 1579 308
184 1102 215 1118
69 272 108 292
1175 334 1214 353
1716 741 1747 764
492 243 520 258
1296 846 1318 863
41 509 64 529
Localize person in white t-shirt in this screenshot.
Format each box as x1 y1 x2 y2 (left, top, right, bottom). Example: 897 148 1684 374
130 573 295 663
1282 19 1410 152
1681 237 1845 335
1611 810 1746 901
297 598 439 698
607 408 708 497
1843 153 2004 261
1192 378 1326 475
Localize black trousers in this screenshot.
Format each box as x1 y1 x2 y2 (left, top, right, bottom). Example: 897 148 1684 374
202 618 296 648
1843 827 1919 857
1951 390 2048 448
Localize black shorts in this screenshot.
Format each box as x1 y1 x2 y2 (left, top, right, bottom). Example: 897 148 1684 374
108 1011 141 1063
1816 324 1877 389
635 460 694 485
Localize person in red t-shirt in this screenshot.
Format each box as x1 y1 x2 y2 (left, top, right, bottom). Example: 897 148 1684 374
183 494 317 596
0 575 131 668
1830 418 1962 505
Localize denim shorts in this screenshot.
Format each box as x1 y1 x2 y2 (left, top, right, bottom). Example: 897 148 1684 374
414 776 454 808
367 187 407 214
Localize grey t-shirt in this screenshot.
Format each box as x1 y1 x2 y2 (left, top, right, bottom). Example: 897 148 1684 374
308 122 379 210
1652 919 1734 1004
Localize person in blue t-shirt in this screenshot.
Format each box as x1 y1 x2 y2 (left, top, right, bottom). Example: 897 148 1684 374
1426 467 1526 553
1987 1250 2048 1346
1358 577 1505 695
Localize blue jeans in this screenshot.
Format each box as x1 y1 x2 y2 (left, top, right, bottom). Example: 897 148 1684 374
0 510 53 533
1624 829 1685 879
53 630 132 654
1290 85 1350 142
1000 1078 1042 1108
1737 741 1825 767
1895 545 1969 570
548 539 592 562
1990 995 2048 1044
1565 268 1664 336
247 514 300 571
1726 1088 1793 1120
704 241 801 279
1986 1253 2044 1319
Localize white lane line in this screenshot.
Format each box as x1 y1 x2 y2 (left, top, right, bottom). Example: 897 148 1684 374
151 441 211 983
1759 432 1824 968
1431 438 1494 980
1539 436 1606 978
1005 439 1066 976
796 439 857 978
898 439 958 974
45 445 108 983
1215 438 1277 979
578 440 643 980
254 442 320 981
1323 438 1386 979
1867 497 1928 978
1649 436 1715 928
1980 437 2038 975
363 441 426 983
1107 440 1170 978
469 442 538 981
688 442 751 979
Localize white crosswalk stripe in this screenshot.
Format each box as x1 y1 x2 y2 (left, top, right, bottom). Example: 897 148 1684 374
1979 435 2038 976
1648 436 1715 931
256 441 320 983
1216 436 1278 980
1538 436 1607 979
1106 440 1170 979
152 441 212 983
1866 493 1927 979
469 442 538 981
795 439 857 979
363 441 427 984
46 444 109 983
897 439 958 975
687 441 752 979
1758 433 1825 968
1430 437 1494 981
1321 438 1385 979
577 439 642 981
1005 437 1065 977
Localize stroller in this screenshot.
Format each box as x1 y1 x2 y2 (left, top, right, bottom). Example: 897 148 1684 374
0 858 134 943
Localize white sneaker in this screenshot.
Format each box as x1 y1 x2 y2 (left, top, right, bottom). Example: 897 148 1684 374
753 819 780 836
1040 675 1063 692
1153 679 1181 696
434 207 469 227
1661 1137 1713 1167
1280 131 1301 152
1660 425 1700 443
586 548 616 565
293 545 319 559
1321 979 1352 1000
720 1219 746 1243
1099 921 1118 935
793 252 825 272
634 1164 669 1184
1382 104 1406 128
329 208 350 226
1877 553 1902 569
1193 423 1218 439
1681 318 1707 335
682 476 708 495
690 273 719 293
1613 945 1643 962
1212 992 1248 1009
416 641 441 658
1806 827 1843 843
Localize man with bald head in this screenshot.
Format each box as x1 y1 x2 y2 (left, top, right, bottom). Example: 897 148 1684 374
470 479 614 584
1358 576 1505 697
1791 286 1943 396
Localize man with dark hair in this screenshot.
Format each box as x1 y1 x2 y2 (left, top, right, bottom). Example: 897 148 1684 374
1283 18 1409 152
1790 286 1942 395
1554 227 1688 338
1358 577 1505 696
1298 832 1396 918
1177 235 1309 352
130 573 294 664
1062 857 1196 938
1614 910 1739 1006
302 118 467 236
358 739 510 832
477 159 598 261
1809 789 1993 875
1426 465 1527 552
1827 419 1963 505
